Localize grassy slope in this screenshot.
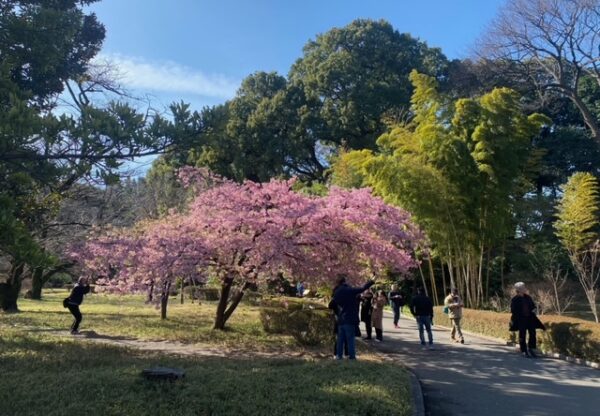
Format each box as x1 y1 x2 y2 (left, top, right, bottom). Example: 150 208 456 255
0 292 413 416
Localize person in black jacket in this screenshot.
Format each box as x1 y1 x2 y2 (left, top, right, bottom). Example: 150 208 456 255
329 286 349 358
66 277 90 334
410 287 434 348
332 275 375 359
389 284 404 328
510 282 545 358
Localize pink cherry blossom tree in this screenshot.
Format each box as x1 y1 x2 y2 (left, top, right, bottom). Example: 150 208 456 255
71 170 425 328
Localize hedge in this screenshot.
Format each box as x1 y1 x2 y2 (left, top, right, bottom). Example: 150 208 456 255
260 297 334 346
434 307 600 363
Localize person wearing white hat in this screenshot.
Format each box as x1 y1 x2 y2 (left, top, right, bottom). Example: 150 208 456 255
509 282 545 358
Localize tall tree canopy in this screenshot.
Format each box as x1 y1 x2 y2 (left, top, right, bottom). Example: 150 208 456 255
480 0 600 142
171 19 449 183
332 71 548 307
0 0 190 310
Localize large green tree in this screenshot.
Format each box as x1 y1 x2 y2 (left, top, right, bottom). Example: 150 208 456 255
332 71 548 307
290 19 448 151
0 0 188 310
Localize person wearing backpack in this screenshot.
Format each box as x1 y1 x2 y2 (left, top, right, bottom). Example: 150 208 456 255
389 284 404 328
64 277 90 335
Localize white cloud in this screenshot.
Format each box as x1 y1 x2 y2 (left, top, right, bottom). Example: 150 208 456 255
96 53 239 100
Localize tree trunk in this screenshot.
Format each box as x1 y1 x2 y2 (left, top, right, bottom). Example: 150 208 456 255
223 281 250 323
160 282 171 320
180 278 184 305
0 263 25 312
214 277 234 330
440 257 447 296
427 256 438 305
416 260 429 297
570 92 600 143
31 267 44 300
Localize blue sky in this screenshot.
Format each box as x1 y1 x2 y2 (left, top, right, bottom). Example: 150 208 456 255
88 0 505 112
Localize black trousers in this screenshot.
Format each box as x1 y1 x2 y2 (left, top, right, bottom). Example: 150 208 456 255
362 318 372 339
518 325 537 352
375 328 383 341
67 304 82 332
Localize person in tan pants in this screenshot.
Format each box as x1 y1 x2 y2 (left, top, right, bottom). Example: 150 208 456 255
444 288 464 344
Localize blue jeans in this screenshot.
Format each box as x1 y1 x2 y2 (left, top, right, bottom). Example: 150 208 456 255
416 316 433 345
336 324 356 359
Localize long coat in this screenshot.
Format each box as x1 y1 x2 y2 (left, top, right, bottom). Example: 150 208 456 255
509 294 546 331
371 296 386 330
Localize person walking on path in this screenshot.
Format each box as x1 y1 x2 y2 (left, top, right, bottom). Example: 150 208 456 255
372 289 388 342
444 287 464 344
360 288 374 340
332 275 375 359
389 284 404 328
410 287 434 348
64 277 91 335
510 282 545 358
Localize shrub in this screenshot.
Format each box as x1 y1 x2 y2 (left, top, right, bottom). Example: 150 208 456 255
434 307 600 362
44 273 72 288
259 297 334 346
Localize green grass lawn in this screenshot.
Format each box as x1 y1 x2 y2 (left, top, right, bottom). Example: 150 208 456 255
5 289 297 351
0 291 413 416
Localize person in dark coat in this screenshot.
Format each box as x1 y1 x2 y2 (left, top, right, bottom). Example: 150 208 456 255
66 277 90 334
329 288 349 358
360 289 374 340
389 284 404 328
510 282 545 358
410 287 434 348
332 275 375 359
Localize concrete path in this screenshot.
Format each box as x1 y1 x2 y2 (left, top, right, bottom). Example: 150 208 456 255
372 313 600 416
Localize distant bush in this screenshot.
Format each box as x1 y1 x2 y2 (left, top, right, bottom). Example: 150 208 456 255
44 274 72 288
260 297 334 346
183 286 220 301
434 307 600 362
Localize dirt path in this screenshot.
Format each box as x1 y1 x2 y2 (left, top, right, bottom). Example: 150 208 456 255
17 326 332 359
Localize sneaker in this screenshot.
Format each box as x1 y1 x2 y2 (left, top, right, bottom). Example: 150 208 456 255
375 338 382 342
528 350 538 359
70 330 80 335
428 344 434 350
521 351 531 358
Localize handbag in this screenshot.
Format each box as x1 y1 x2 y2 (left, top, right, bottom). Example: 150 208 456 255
443 306 449 314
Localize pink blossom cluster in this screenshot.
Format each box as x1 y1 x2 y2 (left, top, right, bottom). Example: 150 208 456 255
69 171 425 302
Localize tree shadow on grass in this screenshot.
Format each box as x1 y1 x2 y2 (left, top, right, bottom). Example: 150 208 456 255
1 332 413 416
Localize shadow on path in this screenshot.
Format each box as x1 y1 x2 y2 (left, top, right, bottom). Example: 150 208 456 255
372 314 600 416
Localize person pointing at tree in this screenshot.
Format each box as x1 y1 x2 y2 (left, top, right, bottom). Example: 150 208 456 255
332 274 375 360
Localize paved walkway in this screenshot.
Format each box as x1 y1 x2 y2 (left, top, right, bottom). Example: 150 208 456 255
372 313 600 416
